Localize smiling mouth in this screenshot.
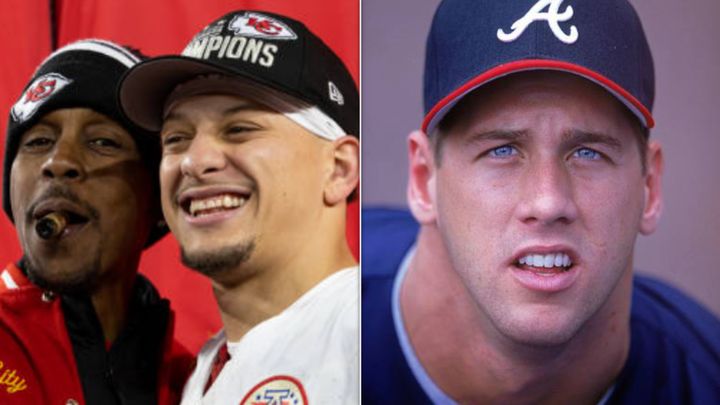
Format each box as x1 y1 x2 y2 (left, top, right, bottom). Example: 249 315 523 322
183 193 249 218
516 253 574 273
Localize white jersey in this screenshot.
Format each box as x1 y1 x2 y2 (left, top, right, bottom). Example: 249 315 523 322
181 266 359 405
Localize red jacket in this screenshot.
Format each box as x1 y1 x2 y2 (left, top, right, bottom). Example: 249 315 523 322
0 263 193 404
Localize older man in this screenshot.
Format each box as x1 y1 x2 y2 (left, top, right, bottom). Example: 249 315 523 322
0 39 191 404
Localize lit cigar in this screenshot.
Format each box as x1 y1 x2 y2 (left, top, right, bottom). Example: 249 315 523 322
36 212 67 240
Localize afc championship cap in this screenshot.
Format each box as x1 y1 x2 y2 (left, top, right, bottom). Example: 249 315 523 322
119 10 358 138
3 39 168 246
423 0 655 134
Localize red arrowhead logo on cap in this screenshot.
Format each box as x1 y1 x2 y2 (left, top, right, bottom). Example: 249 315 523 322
229 12 298 40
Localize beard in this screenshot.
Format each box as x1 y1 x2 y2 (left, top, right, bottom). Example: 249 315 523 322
21 251 102 294
181 239 255 278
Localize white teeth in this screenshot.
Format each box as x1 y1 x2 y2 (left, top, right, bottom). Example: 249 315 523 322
188 194 247 216
518 253 572 268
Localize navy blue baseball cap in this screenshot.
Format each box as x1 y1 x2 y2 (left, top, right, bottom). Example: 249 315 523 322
423 0 655 134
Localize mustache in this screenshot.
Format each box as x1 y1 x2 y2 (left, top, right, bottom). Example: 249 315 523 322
25 184 101 223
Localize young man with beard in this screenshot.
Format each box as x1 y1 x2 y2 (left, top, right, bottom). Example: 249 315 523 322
119 10 359 404
363 0 720 403
0 39 192 404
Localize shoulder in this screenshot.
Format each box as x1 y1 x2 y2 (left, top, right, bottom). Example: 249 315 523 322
315 267 359 350
0 262 30 293
631 274 720 364
362 206 419 238
614 275 720 402
0 285 82 403
361 209 432 403
362 207 418 280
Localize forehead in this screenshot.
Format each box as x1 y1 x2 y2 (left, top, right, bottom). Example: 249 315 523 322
27 107 128 133
162 93 327 150
440 71 638 136
164 93 273 119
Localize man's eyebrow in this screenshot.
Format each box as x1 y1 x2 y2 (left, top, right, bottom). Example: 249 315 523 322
563 129 622 150
222 103 263 116
463 130 529 146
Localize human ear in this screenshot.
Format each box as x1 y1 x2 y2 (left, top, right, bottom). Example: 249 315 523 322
639 140 663 235
407 130 437 224
323 135 359 205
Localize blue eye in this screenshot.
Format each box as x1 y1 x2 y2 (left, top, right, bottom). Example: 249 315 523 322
574 147 600 160
489 145 517 158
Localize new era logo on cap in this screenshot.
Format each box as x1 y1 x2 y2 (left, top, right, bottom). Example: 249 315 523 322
11 73 72 123
328 81 344 106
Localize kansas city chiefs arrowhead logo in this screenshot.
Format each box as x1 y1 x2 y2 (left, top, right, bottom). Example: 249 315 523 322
229 12 298 40
11 73 72 123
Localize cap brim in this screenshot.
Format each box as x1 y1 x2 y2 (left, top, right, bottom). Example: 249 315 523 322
119 55 237 131
422 59 655 134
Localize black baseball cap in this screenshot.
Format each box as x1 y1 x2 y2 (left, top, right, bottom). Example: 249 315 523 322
119 10 358 137
423 0 655 134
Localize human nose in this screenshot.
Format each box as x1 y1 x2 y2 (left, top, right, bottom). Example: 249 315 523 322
179 133 226 178
516 159 578 226
41 138 85 181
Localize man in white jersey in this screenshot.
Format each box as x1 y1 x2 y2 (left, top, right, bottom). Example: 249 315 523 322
118 10 359 404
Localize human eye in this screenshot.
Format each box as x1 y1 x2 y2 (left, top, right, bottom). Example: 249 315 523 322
86 131 128 155
161 132 187 146
487 144 518 158
85 122 133 154
160 130 192 155
89 137 121 149
22 136 54 150
19 129 55 153
160 122 191 147
225 123 258 137
573 147 601 160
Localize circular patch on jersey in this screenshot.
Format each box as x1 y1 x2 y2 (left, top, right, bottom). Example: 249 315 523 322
239 375 308 405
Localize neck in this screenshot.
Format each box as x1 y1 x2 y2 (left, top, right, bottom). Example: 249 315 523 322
89 262 139 343
401 226 630 404
214 209 356 342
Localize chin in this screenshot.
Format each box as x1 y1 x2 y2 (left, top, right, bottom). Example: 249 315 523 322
23 254 101 294
492 306 588 348
180 239 256 278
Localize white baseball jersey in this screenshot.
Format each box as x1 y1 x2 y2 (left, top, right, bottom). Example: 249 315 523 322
180 266 359 405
